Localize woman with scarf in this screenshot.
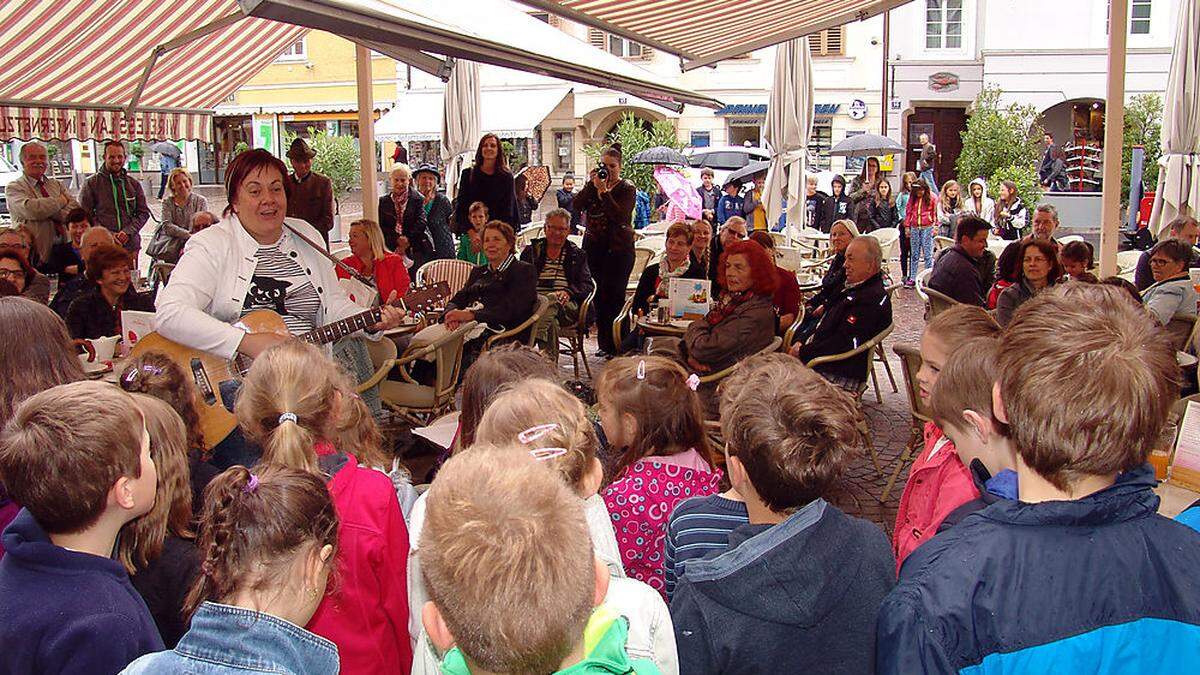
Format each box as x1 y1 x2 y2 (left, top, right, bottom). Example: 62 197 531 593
674 239 778 374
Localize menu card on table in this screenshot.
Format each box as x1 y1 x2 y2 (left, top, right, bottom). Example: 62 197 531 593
668 277 712 320
1170 400 1200 492
121 310 156 351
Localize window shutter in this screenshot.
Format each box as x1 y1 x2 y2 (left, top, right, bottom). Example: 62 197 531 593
827 27 844 56
640 44 654 61
588 28 605 49
548 13 562 28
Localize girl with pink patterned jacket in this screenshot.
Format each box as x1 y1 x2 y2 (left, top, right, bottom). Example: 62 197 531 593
597 356 722 598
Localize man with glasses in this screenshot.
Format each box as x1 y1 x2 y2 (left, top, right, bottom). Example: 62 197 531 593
519 208 594 349
7 142 78 263
0 226 50 303
1135 216 1200 291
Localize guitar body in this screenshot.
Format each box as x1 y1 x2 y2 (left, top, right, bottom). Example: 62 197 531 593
129 310 288 449
128 283 450 449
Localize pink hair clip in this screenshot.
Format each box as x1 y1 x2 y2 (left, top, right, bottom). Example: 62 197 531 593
636 359 646 380
529 447 569 461
685 373 701 391
243 473 259 494
518 423 558 444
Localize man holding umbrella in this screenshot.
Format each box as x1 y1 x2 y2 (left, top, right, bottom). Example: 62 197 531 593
285 138 335 248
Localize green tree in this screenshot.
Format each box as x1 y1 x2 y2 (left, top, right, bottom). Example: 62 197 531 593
284 128 361 203
584 112 682 195
956 85 1044 207
1122 93 1162 206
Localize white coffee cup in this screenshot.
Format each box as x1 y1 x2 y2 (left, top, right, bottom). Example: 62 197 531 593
79 335 121 364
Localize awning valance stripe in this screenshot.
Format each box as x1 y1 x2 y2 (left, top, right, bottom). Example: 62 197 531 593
538 0 913 69
0 0 307 141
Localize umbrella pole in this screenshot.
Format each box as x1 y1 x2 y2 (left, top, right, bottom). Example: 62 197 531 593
357 44 379 224
1098 0 1128 277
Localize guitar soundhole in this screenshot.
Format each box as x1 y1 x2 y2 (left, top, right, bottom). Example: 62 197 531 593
190 359 217 406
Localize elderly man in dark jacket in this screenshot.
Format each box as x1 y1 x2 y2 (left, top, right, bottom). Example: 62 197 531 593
520 208 594 345
379 164 432 272
284 138 335 247
792 236 892 392
928 215 992 306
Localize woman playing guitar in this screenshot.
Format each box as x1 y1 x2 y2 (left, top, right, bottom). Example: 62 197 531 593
156 149 406 359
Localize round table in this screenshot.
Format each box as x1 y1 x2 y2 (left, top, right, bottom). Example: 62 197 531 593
637 316 690 337
796 273 824 294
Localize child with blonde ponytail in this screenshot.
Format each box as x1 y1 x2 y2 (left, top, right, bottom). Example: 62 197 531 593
235 341 413 675
121 466 341 674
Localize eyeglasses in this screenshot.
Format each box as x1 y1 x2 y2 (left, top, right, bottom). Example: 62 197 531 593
1149 257 1176 267
0 269 24 280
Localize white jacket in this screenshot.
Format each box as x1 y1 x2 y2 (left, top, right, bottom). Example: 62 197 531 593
406 492 680 675
962 178 996 226
155 215 368 359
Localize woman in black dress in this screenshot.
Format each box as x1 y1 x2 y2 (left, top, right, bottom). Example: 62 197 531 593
451 134 518 234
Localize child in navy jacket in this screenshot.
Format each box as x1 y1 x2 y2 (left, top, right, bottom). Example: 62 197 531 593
671 354 895 674
0 382 162 674
715 182 743 226
877 284 1200 674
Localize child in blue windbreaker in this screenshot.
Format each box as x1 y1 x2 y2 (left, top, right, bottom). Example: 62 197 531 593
877 284 1200 675
715 181 743 226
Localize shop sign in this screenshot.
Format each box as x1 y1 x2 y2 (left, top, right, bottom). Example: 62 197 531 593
848 99 868 120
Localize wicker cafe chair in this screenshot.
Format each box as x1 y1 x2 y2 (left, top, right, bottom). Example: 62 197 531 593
483 295 552 352
697 336 783 386
803 322 895 492
415 258 475 297
367 321 479 427
883 343 933 503
557 284 597 378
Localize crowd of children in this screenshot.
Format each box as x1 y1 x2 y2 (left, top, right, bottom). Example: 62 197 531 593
3 279 1200 674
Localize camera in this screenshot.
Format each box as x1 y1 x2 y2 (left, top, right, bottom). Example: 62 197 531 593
596 162 609 181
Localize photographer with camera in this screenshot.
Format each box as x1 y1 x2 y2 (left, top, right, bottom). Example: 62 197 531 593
573 143 636 357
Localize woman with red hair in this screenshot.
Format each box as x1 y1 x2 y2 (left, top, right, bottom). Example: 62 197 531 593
675 239 779 374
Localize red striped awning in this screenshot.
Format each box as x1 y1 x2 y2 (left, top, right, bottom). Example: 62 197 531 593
0 0 307 142
526 0 914 69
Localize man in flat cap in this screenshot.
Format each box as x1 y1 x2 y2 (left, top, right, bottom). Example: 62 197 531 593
285 138 335 248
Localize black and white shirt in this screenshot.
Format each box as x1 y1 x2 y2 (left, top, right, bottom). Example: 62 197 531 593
241 242 321 335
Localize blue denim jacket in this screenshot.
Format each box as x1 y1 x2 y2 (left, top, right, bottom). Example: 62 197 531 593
120 601 339 674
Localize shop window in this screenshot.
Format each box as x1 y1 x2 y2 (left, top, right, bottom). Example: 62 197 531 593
553 130 573 174
276 38 307 62
925 0 963 50
808 121 833 170
843 131 866 174
689 131 711 148
809 28 845 57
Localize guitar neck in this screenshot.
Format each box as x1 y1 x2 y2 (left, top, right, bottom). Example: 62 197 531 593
299 306 384 346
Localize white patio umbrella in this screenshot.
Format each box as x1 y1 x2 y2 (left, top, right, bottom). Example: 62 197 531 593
441 57 481 200
1149 0 1200 236
763 37 814 231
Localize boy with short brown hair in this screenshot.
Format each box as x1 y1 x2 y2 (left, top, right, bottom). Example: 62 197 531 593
420 445 659 674
878 284 1200 674
928 336 1017 531
0 381 162 673
671 355 894 674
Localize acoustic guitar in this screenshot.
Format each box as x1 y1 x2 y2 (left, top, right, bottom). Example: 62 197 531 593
129 282 450 449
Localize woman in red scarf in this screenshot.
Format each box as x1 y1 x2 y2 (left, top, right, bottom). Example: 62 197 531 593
680 239 779 374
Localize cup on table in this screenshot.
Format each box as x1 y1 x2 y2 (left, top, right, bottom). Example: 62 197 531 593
78 335 121 364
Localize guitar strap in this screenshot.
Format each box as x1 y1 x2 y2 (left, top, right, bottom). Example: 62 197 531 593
283 222 377 290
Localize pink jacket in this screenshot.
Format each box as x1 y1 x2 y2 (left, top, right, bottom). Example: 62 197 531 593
904 194 939 230
308 446 413 675
603 449 722 598
893 423 979 571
